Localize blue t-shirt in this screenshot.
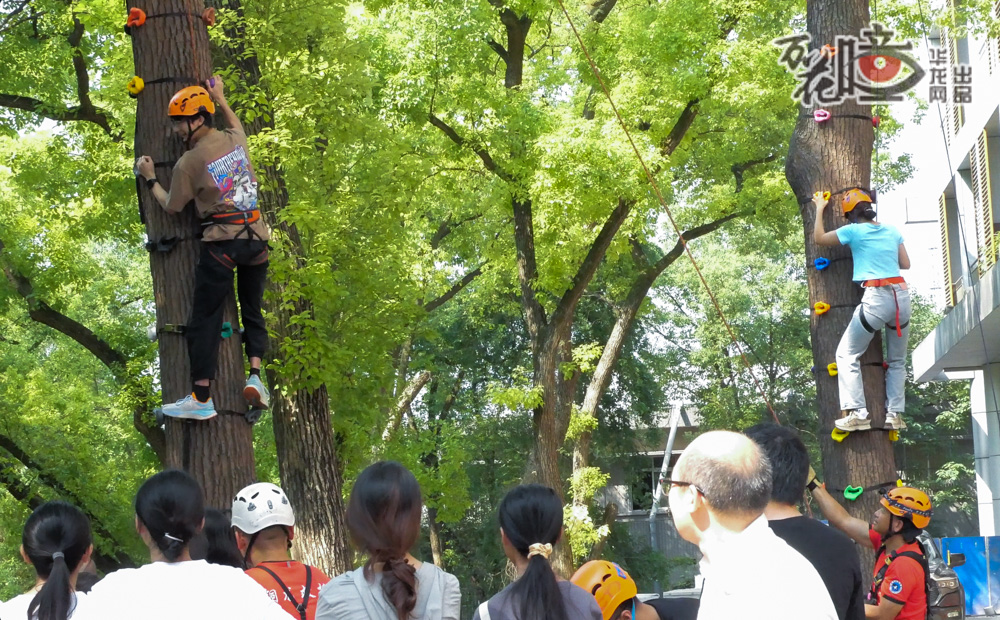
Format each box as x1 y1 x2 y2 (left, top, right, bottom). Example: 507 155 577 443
836 223 904 282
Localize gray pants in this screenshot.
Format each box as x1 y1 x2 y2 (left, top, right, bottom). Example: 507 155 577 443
835 284 911 412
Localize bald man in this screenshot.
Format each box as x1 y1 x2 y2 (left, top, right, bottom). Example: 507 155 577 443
667 431 837 620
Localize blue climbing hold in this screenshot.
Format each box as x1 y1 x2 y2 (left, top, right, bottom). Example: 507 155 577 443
814 257 830 270
221 322 233 338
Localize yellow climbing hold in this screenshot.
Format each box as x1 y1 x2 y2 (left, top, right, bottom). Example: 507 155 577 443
814 301 831 315
827 362 838 376
127 76 145 98
831 427 850 442
889 430 899 442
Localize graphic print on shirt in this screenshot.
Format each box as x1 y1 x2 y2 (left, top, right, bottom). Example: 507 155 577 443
206 145 257 211
889 580 903 595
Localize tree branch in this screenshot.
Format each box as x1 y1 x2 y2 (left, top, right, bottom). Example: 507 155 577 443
0 238 166 460
660 99 700 157
550 198 633 333
0 435 135 572
486 36 508 61
381 370 433 442
430 212 483 250
0 15 119 139
732 154 778 193
424 264 485 313
428 114 506 179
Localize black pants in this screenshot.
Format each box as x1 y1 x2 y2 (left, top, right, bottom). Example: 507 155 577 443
187 239 269 381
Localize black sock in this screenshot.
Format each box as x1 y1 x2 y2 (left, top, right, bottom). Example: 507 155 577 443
249 368 261 378
193 384 211 402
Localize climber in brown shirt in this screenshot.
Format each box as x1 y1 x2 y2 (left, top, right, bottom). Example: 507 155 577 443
135 76 270 421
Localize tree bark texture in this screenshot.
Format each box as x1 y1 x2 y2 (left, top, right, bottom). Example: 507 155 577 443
128 0 255 508
206 0 351 573
785 0 896 569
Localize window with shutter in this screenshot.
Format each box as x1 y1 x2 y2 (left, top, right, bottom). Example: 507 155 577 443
939 193 956 307
974 130 997 275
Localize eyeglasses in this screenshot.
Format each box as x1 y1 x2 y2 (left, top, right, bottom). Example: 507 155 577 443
664 479 705 496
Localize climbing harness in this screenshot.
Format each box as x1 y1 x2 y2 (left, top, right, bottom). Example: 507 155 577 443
861 277 908 337
201 209 264 241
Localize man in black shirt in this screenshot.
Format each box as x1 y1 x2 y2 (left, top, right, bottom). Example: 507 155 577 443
745 423 864 620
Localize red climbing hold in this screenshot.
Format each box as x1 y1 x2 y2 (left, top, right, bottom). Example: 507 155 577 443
872 116 881 128
814 109 831 123
126 7 146 28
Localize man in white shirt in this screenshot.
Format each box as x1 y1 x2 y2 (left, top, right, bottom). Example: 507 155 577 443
667 430 838 620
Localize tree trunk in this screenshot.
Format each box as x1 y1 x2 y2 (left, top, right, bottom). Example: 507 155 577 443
785 0 896 571
128 0 255 508
427 505 444 568
206 0 352 573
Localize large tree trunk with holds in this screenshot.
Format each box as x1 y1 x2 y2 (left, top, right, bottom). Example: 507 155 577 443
206 0 351 574
128 0 256 507
785 0 896 571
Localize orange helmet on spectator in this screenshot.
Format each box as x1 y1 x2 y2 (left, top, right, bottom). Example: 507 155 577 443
571 560 638 620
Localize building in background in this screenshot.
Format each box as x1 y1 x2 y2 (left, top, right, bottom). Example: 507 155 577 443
913 18 1000 535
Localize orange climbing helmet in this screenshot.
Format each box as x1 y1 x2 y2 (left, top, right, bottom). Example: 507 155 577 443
168 86 215 118
842 188 872 214
881 486 932 529
571 560 638 620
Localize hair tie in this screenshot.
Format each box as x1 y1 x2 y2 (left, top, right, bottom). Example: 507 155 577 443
527 543 552 559
163 533 184 543
51 551 65 560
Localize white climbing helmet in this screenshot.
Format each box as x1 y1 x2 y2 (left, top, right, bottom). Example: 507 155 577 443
231 482 295 534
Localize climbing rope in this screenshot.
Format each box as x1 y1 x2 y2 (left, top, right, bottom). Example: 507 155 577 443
553 0 779 423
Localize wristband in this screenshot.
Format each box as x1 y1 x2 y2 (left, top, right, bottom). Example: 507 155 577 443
145 177 158 190
807 478 819 491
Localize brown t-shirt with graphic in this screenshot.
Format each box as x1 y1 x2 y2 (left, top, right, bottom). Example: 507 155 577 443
166 128 270 242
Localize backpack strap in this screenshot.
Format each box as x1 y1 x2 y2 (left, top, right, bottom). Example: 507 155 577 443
254 564 311 620
478 601 492 620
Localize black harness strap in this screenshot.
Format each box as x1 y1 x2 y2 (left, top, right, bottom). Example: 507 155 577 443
868 544 928 605
858 308 876 333
255 564 312 620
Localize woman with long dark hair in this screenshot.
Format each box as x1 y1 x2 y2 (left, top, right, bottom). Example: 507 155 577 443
472 485 601 620
189 508 245 569
315 461 460 620
0 501 93 620
85 469 288 620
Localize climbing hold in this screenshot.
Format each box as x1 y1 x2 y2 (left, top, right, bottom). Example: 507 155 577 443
127 76 145 98
245 408 263 424
844 485 864 501
814 301 831 315
221 321 233 338
896 478 904 486
889 430 899 442
126 7 146 28
831 427 850 443
201 7 216 26
813 109 831 123
814 257 830 271
883 361 889 370
821 44 837 58
827 362 838 376
872 116 881 128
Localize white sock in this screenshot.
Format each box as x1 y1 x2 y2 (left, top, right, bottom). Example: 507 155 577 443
886 412 900 419
855 408 870 419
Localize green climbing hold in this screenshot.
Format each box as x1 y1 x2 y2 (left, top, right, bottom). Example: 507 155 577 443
221 322 233 338
844 485 863 501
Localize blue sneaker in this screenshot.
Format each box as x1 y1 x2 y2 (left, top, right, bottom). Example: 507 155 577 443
243 374 270 409
161 394 217 420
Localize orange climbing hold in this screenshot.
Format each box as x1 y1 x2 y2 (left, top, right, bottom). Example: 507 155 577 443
126 7 146 27
814 301 831 315
821 44 837 58
201 7 216 26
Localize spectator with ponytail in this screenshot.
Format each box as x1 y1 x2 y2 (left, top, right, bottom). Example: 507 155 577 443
85 469 288 620
0 501 94 620
472 484 602 620
315 461 460 620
